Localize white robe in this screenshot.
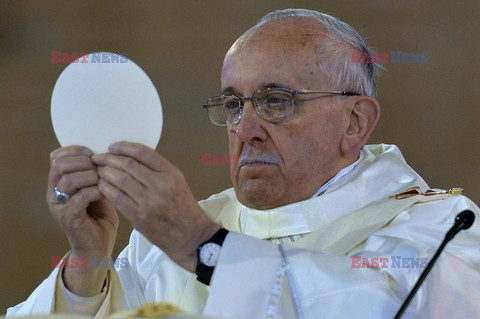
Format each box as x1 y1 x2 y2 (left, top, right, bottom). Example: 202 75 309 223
7 144 480 318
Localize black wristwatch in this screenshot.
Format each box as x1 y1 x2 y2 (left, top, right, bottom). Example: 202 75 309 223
195 228 229 285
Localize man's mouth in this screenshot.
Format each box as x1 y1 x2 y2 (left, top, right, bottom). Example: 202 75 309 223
239 154 279 167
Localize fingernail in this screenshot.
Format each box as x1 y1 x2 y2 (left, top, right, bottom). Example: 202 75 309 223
82 148 92 156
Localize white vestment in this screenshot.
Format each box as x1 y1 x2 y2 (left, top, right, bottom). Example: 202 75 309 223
7 144 480 318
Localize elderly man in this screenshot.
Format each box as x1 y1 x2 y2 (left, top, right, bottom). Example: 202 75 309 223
8 8 480 319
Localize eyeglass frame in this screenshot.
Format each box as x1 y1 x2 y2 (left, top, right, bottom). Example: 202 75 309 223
202 87 360 126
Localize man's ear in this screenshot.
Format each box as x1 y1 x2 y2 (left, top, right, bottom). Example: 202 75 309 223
340 97 381 157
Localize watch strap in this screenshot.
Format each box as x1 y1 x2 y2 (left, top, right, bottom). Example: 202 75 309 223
196 227 229 285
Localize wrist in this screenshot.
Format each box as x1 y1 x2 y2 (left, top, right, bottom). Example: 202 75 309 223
197 223 222 247
62 262 109 297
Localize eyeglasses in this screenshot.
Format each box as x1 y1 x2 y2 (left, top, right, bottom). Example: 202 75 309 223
202 87 359 126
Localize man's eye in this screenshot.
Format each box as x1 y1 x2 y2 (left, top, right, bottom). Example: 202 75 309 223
264 94 290 105
223 98 239 110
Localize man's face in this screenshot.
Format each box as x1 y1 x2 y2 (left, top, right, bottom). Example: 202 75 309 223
222 18 353 209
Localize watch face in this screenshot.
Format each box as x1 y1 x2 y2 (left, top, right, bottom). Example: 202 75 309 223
199 243 221 267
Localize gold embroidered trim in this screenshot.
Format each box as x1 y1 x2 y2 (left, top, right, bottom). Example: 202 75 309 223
390 187 463 200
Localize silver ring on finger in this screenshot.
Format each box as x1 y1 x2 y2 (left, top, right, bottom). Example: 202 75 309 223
54 187 71 205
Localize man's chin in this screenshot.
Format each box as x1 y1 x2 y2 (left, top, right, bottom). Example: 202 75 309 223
235 179 284 210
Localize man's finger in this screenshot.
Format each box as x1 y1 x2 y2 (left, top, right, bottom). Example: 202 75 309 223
98 179 137 220
107 142 173 172
50 146 92 164
67 186 102 213
92 153 153 186
50 186 101 218
55 170 99 197
47 156 96 193
48 146 93 193
97 166 144 205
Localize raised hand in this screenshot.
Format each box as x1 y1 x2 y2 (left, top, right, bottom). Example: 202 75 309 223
93 142 219 272
47 146 118 296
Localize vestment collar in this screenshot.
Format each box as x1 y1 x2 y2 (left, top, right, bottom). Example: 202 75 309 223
200 144 429 240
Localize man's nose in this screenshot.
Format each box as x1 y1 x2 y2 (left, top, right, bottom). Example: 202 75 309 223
232 100 267 141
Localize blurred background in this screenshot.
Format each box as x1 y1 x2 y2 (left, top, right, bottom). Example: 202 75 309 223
1 0 479 313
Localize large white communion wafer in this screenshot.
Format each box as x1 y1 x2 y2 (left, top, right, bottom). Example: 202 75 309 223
51 52 162 153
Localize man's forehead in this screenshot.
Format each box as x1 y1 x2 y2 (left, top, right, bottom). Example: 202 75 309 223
222 16 330 73
221 53 314 92
233 16 329 52
221 18 332 92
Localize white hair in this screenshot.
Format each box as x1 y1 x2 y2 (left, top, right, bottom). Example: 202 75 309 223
256 8 383 97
